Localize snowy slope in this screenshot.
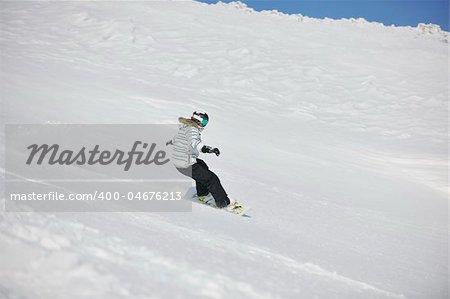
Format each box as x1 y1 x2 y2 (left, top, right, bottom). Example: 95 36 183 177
0 1 448 298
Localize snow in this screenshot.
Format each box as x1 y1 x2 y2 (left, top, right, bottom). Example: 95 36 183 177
0 1 448 298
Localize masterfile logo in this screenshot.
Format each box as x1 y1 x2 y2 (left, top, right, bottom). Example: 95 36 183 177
26 141 170 171
5 124 192 212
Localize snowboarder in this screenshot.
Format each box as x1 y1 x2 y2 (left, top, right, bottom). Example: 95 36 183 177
166 111 243 214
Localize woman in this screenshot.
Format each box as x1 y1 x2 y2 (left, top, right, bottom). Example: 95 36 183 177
167 111 243 213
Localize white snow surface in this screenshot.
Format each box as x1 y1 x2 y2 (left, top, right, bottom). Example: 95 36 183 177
0 1 448 298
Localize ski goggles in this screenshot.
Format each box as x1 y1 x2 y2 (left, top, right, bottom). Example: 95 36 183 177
192 114 208 127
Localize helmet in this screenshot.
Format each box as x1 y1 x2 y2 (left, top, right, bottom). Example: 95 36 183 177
191 111 209 127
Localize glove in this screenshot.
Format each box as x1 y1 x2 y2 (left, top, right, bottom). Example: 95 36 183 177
201 145 220 156
166 140 173 146
212 148 220 156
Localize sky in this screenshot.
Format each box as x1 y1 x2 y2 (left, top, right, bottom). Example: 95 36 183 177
197 0 449 31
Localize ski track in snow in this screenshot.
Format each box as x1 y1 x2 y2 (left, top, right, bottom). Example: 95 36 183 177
0 1 448 298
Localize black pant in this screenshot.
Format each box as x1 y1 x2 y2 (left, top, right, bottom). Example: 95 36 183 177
177 159 230 208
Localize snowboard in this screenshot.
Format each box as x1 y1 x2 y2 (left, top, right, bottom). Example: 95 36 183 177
185 188 251 217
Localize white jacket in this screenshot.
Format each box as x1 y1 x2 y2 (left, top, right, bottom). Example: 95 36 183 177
171 119 204 168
